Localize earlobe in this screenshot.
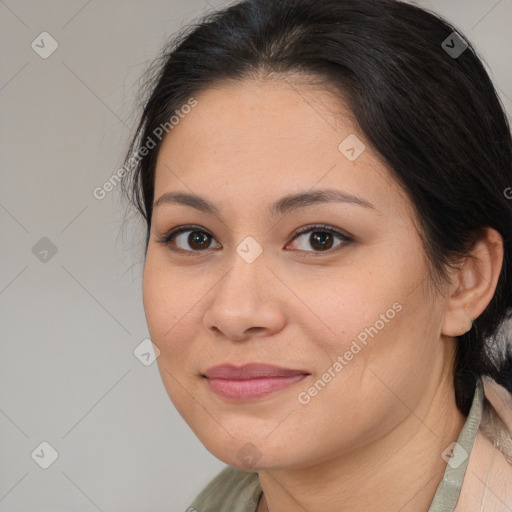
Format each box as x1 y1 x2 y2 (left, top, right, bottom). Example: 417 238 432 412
442 309 473 337
441 227 504 338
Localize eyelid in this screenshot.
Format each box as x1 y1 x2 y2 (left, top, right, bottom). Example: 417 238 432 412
155 224 219 255
286 224 353 255
290 223 353 242
156 223 354 255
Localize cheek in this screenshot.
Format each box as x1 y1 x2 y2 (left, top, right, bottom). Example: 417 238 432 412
292 251 435 391
284 260 407 359
142 254 207 418
142 251 199 364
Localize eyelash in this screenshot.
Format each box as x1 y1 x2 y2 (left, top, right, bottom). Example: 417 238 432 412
156 224 354 257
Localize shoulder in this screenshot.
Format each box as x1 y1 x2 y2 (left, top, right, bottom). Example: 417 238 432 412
455 376 512 511
187 465 261 512
481 375 512 434
480 375 512 470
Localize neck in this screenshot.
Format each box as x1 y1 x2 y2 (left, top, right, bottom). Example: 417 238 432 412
257 373 466 512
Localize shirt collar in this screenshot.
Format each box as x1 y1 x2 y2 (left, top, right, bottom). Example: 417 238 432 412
427 377 484 511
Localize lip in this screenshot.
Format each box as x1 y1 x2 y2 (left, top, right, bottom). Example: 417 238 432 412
203 363 310 401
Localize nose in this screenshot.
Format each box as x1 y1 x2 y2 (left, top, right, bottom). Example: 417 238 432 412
203 252 287 342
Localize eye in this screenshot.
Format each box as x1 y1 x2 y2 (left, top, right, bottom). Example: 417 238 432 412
156 225 221 255
287 224 353 254
156 223 353 256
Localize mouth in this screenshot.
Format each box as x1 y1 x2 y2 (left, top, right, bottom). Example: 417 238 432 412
202 363 310 401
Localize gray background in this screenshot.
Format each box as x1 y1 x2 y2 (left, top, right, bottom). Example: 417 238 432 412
1 0 511 511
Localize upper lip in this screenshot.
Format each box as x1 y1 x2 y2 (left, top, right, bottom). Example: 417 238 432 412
203 363 310 380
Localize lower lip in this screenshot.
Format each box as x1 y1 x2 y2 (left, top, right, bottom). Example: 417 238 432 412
205 375 308 401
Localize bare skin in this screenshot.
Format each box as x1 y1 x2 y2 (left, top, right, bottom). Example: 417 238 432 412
142 77 503 511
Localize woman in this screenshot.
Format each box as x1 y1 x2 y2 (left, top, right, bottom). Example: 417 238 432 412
121 0 512 510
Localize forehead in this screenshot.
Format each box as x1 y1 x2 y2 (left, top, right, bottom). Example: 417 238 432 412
158 78 352 161
153 78 410 220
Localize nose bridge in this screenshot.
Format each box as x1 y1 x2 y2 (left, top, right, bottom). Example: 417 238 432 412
203 238 285 340
219 237 268 301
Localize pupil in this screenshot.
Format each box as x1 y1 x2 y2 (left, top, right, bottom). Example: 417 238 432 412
311 231 333 251
189 231 209 250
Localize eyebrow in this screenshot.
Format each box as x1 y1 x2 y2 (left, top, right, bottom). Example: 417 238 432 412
153 188 375 216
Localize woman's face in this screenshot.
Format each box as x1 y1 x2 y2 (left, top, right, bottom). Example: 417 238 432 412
143 78 452 470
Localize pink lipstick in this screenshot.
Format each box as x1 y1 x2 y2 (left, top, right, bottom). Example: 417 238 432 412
203 363 309 401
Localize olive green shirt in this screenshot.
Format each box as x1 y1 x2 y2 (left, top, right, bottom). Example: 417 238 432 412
187 379 483 512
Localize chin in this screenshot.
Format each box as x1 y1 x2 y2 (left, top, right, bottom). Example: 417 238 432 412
203 433 309 473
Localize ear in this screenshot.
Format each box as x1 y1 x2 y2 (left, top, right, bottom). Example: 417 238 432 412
442 227 504 337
